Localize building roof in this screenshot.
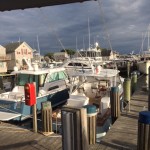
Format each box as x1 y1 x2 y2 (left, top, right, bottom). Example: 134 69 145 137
0 45 5 49
0 0 95 11
4 42 23 53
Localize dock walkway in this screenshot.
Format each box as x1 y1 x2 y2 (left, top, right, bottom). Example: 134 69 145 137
90 75 148 150
0 75 148 150
0 122 62 150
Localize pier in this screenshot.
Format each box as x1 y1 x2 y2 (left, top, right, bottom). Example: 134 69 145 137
0 75 148 150
92 75 148 149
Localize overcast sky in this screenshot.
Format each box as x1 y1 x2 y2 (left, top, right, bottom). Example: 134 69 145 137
0 0 150 55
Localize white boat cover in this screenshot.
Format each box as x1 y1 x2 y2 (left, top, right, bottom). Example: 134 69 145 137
67 94 89 108
0 111 21 121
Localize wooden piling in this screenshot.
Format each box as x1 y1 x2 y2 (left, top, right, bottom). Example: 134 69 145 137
33 82 37 133
41 101 53 135
131 71 137 94
127 61 130 78
61 106 88 150
123 78 131 102
137 111 150 150
110 87 120 124
32 104 37 132
83 105 97 145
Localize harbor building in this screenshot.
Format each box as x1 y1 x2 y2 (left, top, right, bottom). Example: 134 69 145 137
4 42 34 72
0 45 11 73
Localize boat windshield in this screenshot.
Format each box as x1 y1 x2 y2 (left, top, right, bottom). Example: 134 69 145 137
16 73 47 86
46 71 68 82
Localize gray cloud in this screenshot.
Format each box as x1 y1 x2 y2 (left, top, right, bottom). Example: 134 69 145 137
0 0 150 55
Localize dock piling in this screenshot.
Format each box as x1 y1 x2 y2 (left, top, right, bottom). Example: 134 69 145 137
41 101 53 134
61 106 89 150
33 82 37 133
83 105 97 145
110 87 120 124
123 78 131 112
127 61 130 78
137 111 150 150
131 71 137 94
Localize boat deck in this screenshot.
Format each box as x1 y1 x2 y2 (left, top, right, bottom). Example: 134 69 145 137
0 75 148 150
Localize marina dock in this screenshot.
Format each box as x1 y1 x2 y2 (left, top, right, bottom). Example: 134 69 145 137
0 75 148 150
91 75 148 149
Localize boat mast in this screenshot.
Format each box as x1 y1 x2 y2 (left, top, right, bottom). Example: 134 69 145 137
37 35 41 62
76 36 78 51
148 25 150 51
88 17 90 57
142 32 144 54
83 36 85 50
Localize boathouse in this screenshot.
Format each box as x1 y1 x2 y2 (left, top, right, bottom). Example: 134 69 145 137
4 42 34 71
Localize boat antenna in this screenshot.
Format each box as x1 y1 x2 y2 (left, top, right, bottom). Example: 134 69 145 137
139 25 149 55
18 37 21 44
37 35 40 55
37 35 41 63
83 36 85 50
148 24 150 51
76 35 78 51
88 17 90 51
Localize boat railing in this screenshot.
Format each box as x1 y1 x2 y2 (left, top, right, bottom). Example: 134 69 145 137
0 92 24 101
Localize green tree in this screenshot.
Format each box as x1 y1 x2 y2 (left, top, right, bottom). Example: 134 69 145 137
60 49 76 56
101 48 108 51
44 52 54 60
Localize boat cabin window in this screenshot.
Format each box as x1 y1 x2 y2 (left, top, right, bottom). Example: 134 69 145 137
46 71 68 82
0 74 16 91
17 73 47 87
68 63 87 67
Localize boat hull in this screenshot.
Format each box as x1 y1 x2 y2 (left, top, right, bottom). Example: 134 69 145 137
0 88 69 121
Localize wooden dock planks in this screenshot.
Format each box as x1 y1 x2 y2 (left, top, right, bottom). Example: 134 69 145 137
0 122 62 150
